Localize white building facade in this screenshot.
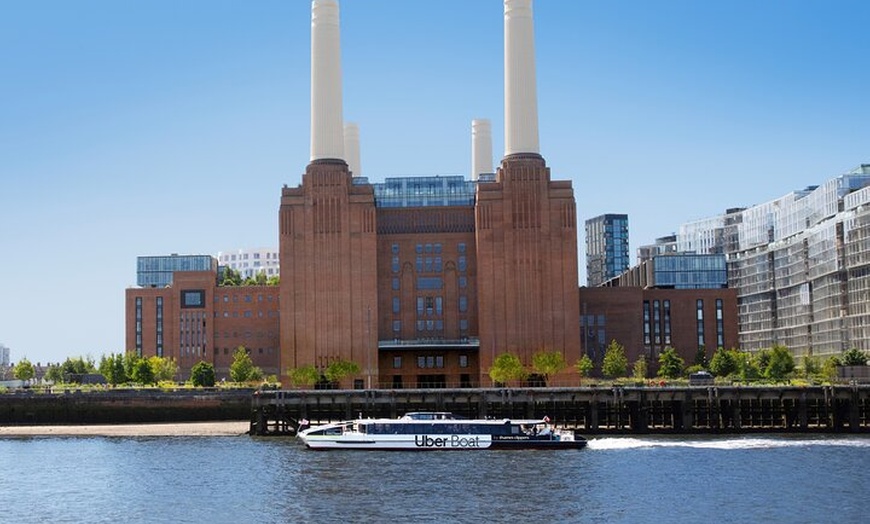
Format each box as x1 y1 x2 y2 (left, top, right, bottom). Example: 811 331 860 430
217 248 280 279
669 165 870 359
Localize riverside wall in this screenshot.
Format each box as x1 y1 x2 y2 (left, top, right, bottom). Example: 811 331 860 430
250 385 870 436
0 389 253 425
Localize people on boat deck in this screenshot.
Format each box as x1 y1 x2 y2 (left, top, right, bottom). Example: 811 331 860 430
538 425 552 437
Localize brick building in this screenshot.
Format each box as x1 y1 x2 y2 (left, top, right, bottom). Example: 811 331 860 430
579 287 738 375
277 0 579 388
126 268 280 380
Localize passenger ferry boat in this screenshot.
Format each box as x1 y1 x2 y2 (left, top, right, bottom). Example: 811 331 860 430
297 412 587 450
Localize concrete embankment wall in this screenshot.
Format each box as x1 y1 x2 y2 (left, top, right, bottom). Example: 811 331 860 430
0 389 253 424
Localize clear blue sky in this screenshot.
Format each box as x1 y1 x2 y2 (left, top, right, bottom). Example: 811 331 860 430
2 0 868 365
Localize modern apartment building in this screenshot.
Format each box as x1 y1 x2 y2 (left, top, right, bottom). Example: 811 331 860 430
674 164 870 359
585 214 629 287
0 343 10 367
217 248 280 279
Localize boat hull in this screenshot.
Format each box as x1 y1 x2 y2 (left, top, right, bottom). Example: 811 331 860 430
301 434 587 451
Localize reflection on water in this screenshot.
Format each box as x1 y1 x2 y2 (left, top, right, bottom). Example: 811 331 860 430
1 434 868 523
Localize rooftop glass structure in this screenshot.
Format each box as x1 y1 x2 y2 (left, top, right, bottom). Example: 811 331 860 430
652 254 727 289
137 254 217 288
372 176 475 208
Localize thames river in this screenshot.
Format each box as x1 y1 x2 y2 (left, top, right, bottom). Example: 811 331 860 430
1 433 868 523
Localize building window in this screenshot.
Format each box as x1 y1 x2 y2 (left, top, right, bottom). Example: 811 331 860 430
716 298 724 347
156 297 164 357
392 297 400 314
458 242 466 253
643 301 651 346
459 295 468 313
435 296 443 315
458 256 467 272
417 297 424 315
135 297 143 356
391 243 399 254
392 277 400 291
653 300 661 345
181 289 205 309
458 276 467 289
393 356 402 369
697 299 705 348
393 320 401 332
392 256 400 273
460 319 468 331
663 300 671 345
459 355 468 368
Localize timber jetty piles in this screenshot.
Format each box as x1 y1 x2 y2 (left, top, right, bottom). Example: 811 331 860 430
250 385 870 436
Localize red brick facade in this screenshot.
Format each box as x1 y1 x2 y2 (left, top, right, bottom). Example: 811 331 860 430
277 154 580 387
578 286 739 375
476 154 581 384
124 271 280 380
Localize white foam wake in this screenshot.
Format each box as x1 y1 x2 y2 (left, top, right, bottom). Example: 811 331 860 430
586 435 870 451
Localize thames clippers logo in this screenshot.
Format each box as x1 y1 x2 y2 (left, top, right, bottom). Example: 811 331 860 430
414 435 481 448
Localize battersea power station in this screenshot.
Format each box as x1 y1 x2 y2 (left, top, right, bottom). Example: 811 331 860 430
279 0 579 388
126 0 582 388
127 1 737 387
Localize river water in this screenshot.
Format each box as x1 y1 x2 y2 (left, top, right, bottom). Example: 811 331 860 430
1 433 868 523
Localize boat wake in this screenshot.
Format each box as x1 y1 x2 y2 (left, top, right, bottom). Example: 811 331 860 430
586 435 870 451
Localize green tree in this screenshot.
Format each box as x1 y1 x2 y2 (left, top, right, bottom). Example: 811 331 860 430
739 351 762 381
709 348 740 377
601 340 628 379
323 359 360 386
657 346 685 379
531 350 566 386
575 354 594 384
801 355 821 379
131 358 156 385
288 365 319 388
149 356 178 383
230 346 256 382
694 346 708 368
189 361 216 387
13 358 35 381
764 345 795 381
489 353 527 385
220 267 243 286
45 364 63 384
821 356 841 383
60 356 97 383
841 348 868 366
99 353 128 385
632 355 648 380
267 275 280 286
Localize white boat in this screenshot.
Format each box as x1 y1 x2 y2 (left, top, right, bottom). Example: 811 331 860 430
297 412 587 450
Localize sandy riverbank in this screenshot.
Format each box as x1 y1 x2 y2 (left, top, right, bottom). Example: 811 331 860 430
0 420 251 437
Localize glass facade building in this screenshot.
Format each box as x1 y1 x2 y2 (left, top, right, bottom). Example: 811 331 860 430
136 255 217 288
585 214 629 287
666 164 870 358
373 176 475 208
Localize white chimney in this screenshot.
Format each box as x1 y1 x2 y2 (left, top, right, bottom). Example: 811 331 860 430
471 119 493 181
310 0 344 162
504 0 539 157
344 122 361 177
